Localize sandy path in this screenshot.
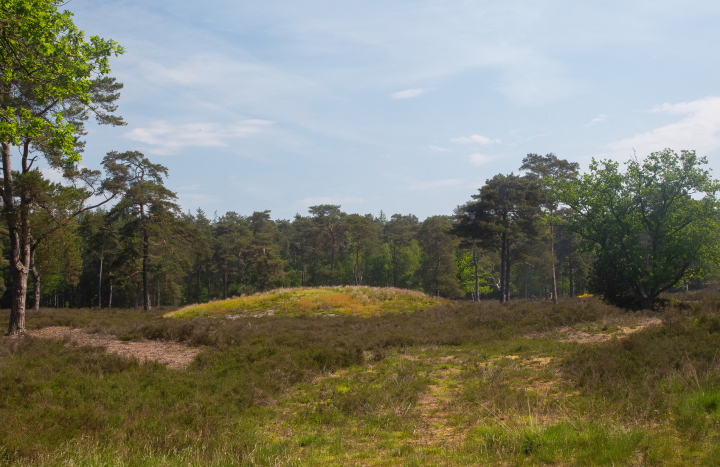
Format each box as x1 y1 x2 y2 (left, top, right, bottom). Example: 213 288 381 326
25 326 201 370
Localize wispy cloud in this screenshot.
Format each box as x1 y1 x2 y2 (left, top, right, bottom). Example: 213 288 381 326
469 153 495 166
124 120 273 155
587 114 608 126
427 145 451 152
606 96 720 157
406 179 464 191
450 134 501 145
392 88 427 99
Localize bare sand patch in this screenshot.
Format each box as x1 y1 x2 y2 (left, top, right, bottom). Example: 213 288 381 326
25 326 200 369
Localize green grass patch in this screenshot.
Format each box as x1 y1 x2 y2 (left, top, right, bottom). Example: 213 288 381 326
165 286 445 319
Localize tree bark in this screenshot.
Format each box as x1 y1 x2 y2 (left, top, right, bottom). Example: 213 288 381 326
499 232 507 303
435 249 441 297
98 255 103 308
142 226 151 311
108 278 113 308
551 224 558 304
3 141 31 335
568 237 573 297
504 246 511 302
473 250 479 302
30 246 40 311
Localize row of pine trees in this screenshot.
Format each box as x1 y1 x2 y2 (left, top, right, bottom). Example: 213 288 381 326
0 153 599 310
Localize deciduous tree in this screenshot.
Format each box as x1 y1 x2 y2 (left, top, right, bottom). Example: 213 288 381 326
553 150 720 309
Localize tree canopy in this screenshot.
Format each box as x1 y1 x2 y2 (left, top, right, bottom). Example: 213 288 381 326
553 149 720 308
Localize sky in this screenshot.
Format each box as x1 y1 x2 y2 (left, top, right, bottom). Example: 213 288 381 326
55 0 720 220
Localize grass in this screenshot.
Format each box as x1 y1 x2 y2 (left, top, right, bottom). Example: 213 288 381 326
3 289 720 464
165 286 446 319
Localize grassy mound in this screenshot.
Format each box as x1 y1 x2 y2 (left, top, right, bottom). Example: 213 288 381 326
164 286 445 319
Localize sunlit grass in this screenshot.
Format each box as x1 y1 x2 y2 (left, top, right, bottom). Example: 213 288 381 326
165 287 445 319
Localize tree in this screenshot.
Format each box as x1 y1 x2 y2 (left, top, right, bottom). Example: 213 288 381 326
1 0 124 333
308 205 344 286
456 247 495 300
345 213 378 286
417 216 461 298
553 149 720 309
385 214 419 288
520 153 579 303
78 209 119 308
455 174 545 302
105 151 180 311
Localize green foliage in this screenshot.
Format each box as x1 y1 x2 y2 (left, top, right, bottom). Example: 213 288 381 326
554 149 720 308
456 250 494 296
417 216 461 298
0 0 124 159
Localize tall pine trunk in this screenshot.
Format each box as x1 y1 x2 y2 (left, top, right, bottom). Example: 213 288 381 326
473 250 480 302
504 246 511 302
3 141 31 335
29 244 40 311
568 237 574 297
142 226 151 311
499 232 507 303
551 224 558 304
98 255 103 308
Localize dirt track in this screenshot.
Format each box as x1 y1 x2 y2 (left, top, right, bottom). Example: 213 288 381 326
25 326 200 370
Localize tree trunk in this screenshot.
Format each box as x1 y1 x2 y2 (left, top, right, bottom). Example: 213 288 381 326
550 224 558 304
435 252 441 297
392 244 398 288
223 272 228 300
30 244 40 311
330 243 336 286
98 255 103 309
639 295 653 310
473 250 479 302
568 237 574 297
3 141 31 335
142 226 151 311
499 232 507 303
108 278 113 308
354 248 361 286
504 246 511 302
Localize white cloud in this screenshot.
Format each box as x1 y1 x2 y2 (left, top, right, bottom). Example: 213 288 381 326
406 179 464 191
427 145 451 152
587 114 608 126
41 168 64 184
607 96 720 157
450 134 501 145
469 153 495 166
391 88 427 99
124 120 273 155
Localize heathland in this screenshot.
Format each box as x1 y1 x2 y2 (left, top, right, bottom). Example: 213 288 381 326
2 287 720 466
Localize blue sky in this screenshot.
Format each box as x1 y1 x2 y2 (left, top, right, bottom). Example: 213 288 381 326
58 0 720 220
